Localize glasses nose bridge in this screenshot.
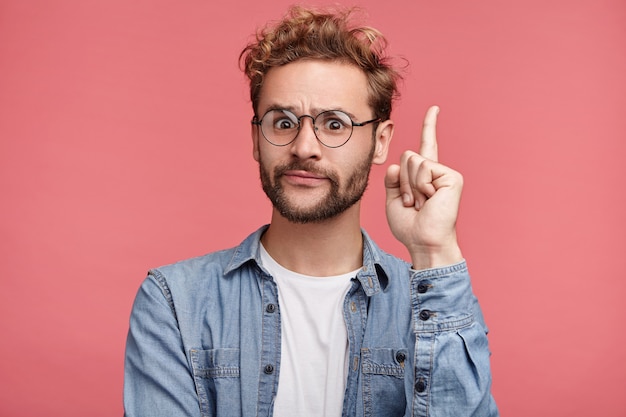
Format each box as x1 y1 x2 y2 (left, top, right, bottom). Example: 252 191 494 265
297 114 317 130
294 114 319 139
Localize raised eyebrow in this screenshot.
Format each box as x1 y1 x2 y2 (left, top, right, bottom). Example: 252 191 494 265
312 107 357 120
263 104 297 113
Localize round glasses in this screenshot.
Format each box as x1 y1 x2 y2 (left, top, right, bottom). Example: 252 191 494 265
252 109 381 148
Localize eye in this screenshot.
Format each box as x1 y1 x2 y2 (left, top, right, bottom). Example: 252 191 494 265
318 111 351 134
274 118 296 130
267 110 298 131
326 119 344 130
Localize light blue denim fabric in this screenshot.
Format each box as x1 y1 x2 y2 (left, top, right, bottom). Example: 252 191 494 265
124 226 498 416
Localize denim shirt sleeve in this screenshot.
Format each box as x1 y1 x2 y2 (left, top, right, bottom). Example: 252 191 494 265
407 261 499 417
124 272 201 417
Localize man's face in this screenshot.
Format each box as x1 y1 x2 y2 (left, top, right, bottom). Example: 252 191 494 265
252 60 392 224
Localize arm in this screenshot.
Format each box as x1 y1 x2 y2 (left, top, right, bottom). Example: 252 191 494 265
408 262 498 416
124 274 201 417
385 106 498 415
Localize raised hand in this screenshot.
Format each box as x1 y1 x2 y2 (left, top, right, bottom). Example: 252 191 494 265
384 106 464 269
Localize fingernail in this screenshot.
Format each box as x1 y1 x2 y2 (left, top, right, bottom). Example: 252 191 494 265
402 193 411 205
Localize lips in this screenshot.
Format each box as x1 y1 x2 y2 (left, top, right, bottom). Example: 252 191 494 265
273 161 339 188
283 170 327 180
281 170 329 187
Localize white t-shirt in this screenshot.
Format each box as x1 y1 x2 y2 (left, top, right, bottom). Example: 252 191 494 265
260 244 358 417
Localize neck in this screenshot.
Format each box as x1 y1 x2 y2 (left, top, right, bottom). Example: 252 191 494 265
261 203 364 277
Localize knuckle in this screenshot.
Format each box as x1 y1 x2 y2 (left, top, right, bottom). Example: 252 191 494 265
456 172 464 186
447 168 464 186
400 150 417 164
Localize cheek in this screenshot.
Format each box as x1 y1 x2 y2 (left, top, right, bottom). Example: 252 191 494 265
256 145 284 173
342 140 376 166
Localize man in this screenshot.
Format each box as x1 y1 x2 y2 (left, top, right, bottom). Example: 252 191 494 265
124 6 498 417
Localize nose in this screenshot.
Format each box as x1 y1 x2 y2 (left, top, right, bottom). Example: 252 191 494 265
290 115 322 159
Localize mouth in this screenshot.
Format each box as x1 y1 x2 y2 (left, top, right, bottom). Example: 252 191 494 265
284 170 326 179
282 169 329 186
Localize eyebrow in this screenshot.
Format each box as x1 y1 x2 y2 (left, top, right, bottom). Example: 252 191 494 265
260 104 358 120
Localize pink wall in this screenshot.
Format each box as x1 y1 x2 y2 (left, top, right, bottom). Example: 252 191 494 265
1 0 624 415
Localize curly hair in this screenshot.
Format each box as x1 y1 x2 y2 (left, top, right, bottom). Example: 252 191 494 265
240 5 402 121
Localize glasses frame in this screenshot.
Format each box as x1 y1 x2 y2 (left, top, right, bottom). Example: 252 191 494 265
251 109 381 148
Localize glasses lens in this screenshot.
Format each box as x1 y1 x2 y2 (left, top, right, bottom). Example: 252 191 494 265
261 110 299 145
315 111 353 147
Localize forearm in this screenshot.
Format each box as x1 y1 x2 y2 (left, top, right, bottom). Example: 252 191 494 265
406 262 499 416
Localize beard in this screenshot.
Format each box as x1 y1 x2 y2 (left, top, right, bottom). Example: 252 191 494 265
259 147 375 224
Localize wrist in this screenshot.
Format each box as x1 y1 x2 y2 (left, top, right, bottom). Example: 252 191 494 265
409 242 463 270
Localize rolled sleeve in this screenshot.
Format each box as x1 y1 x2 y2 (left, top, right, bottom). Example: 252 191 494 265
408 261 499 417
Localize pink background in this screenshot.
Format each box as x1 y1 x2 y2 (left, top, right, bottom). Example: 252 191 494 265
1 0 625 415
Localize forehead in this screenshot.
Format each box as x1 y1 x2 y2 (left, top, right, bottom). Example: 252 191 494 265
257 60 371 115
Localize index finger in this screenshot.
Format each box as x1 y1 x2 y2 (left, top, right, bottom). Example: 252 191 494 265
420 105 439 162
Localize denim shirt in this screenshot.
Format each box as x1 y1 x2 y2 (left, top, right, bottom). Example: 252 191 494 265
124 226 498 417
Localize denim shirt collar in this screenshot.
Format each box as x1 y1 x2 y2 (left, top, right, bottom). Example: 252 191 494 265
224 225 391 296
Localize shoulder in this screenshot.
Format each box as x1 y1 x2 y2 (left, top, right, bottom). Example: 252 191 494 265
147 226 267 292
151 247 235 284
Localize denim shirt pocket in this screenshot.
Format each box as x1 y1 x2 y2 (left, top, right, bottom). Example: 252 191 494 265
190 348 241 417
361 347 407 416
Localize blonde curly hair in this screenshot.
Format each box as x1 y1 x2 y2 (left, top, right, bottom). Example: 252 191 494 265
240 5 401 120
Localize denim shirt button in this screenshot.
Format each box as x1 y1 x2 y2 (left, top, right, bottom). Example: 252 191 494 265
417 283 429 294
419 310 432 321
264 364 274 374
266 303 276 313
415 377 427 393
395 352 406 363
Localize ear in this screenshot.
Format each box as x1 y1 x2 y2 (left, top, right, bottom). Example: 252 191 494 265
372 119 394 165
252 122 260 162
